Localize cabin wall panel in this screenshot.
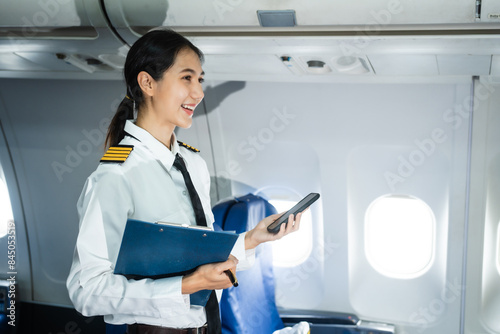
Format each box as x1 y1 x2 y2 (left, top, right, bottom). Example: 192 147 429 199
465 79 500 334
0 78 126 305
204 79 472 333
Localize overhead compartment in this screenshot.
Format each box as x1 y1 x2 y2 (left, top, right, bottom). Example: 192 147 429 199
164 0 477 28
0 0 97 38
102 0 484 40
2 0 492 41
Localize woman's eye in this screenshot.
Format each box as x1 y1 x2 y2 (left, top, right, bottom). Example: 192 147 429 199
199 77 205 83
183 75 192 81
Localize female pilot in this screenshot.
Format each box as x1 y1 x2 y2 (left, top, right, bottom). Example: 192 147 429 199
66 29 302 334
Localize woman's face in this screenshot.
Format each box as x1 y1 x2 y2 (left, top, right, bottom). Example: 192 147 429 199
148 48 205 129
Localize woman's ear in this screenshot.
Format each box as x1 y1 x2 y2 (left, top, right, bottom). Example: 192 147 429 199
137 71 156 97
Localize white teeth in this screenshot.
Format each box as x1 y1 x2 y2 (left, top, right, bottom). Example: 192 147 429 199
182 104 194 111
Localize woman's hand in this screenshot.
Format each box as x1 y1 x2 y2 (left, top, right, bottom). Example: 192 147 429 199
244 211 303 250
181 255 238 294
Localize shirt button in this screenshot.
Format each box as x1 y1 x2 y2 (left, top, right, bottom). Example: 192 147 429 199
183 190 187 196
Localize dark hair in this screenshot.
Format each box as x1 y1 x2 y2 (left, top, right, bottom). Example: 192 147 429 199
105 29 204 148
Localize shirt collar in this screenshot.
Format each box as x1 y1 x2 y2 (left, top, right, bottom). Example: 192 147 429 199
124 120 180 170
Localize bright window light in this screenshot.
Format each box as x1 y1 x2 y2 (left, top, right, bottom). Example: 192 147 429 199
497 222 500 275
269 199 313 267
0 178 14 238
365 195 435 279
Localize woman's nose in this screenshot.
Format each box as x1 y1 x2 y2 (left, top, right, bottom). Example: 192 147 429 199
192 82 204 102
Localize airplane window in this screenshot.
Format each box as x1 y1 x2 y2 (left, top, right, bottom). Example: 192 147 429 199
0 178 14 238
497 222 500 275
269 199 313 267
365 195 435 279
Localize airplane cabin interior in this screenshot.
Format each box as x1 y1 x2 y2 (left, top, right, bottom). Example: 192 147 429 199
0 1 500 333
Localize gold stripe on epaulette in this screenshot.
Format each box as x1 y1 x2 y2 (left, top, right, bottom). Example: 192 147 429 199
177 141 200 153
107 147 133 153
100 145 134 163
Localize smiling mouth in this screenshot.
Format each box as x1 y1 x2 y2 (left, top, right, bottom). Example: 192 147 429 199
181 104 195 116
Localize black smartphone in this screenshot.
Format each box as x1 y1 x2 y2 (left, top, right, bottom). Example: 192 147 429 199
267 193 320 234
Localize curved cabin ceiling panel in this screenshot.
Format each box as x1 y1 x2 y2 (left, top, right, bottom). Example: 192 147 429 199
102 0 169 44
0 0 97 38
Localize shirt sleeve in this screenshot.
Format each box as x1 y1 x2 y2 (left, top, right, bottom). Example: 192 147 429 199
66 167 190 319
230 232 256 271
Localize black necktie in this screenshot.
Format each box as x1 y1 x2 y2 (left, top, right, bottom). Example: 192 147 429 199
173 154 222 334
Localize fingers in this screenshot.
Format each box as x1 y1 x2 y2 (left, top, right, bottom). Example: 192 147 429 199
248 211 304 249
275 212 302 239
185 256 240 293
284 212 302 233
286 214 295 233
217 257 238 272
269 213 282 220
262 213 282 228
219 258 238 288
198 258 238 290
291 211 302 232
217 258 238 280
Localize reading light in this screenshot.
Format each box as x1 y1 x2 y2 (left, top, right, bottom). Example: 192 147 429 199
306 60 332 74
307 60 326 68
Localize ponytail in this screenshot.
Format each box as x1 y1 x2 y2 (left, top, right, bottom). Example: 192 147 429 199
105 96 134 149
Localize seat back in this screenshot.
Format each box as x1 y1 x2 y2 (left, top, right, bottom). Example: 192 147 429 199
213 193 284 334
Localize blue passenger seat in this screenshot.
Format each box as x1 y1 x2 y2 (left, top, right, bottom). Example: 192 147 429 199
212 193 284 334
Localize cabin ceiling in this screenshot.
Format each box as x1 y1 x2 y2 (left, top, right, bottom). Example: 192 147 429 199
0 0 500 81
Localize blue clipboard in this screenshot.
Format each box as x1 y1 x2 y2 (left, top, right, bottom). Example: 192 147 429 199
114 219 239 306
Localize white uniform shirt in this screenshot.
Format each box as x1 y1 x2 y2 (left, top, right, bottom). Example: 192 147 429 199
67 120 254 328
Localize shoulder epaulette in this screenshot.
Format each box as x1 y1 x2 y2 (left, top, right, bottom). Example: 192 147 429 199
177 141 200 153
100 145 134 163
